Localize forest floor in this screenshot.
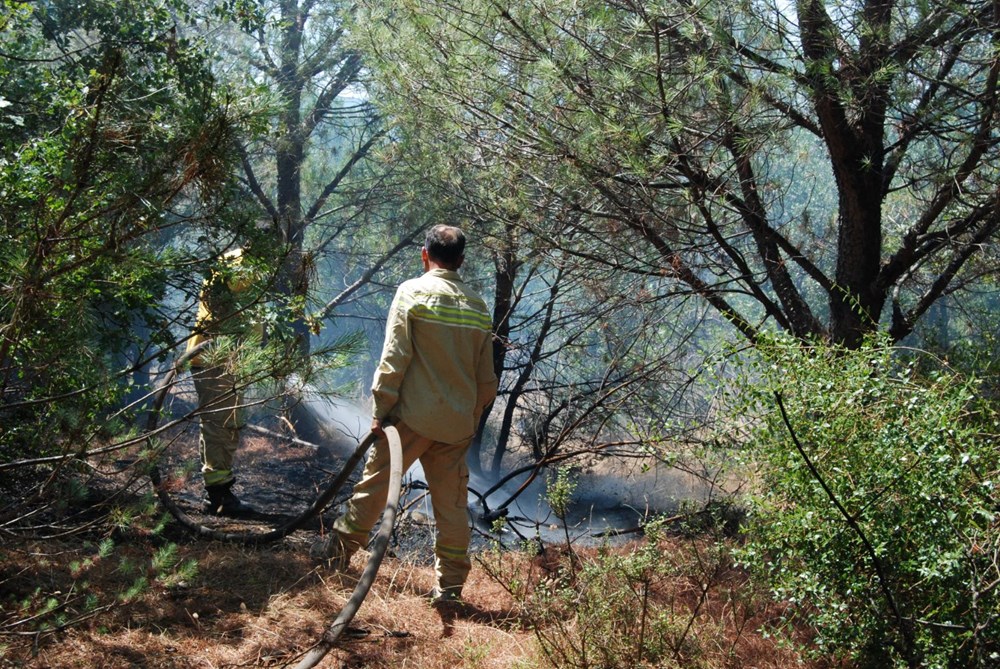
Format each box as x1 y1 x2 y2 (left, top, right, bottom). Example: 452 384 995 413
1 421 827 668
1 535 823 669
2 535 538 668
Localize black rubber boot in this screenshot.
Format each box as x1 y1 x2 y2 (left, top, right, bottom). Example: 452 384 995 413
204 481 255 517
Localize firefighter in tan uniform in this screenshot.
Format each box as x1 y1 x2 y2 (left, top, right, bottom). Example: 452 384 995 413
187 247 261 516
312 225 497 603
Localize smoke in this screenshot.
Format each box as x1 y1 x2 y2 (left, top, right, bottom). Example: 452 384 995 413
280 376 369 458
296 387 715 545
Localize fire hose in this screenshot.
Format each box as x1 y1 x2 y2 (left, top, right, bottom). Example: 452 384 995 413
294 424 403 669
145 348 405 666
144 344 378 544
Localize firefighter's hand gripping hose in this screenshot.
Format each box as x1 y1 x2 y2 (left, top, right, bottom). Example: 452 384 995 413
294 424 404 669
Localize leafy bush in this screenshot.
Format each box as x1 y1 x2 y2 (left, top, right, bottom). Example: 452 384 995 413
0 0 266 466
733 335 1000 668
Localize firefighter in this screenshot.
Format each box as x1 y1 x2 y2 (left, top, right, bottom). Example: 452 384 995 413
311 225 498 604
187 247 261 516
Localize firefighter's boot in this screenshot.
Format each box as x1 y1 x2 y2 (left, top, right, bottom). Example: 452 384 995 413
309 533 356 572
204 481 255 517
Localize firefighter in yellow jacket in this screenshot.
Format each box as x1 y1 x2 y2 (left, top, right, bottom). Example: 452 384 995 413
187 247 261 516
311 225 498 604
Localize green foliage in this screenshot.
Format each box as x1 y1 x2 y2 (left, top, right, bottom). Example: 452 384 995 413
546 467 577 523
0 0 256 601
2 528 198 635
150 543 198 589
354 0 1000 351
733 335 1000 668
0 0 260 464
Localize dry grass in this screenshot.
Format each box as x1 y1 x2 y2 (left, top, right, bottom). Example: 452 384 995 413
1 535 540 669
1 426 823 668
482 539 833 669
1 530 830 669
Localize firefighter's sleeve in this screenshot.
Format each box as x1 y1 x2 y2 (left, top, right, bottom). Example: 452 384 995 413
371 288 413 421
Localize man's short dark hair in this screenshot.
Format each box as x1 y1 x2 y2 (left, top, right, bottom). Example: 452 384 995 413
424 225 466 267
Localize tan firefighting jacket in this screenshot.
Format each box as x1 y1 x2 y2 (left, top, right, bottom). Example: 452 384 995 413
373 268 498 444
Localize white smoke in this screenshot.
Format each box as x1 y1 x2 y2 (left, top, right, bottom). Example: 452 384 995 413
294 386 716 545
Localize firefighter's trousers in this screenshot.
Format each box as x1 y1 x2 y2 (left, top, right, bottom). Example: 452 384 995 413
192 365 243 488
333 421 473 593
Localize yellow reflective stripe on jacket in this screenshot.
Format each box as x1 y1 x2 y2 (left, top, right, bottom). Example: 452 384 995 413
397 292 492 330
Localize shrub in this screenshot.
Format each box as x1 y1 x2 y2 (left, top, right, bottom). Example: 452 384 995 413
733 335 1000 668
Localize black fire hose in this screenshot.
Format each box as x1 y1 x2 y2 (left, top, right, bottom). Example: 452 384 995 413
294 424 403 669
145 346 373 544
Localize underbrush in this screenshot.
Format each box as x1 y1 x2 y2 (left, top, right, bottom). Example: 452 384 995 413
732 336 1000 669
1 514 820 669
0 432 831 669
479 512 820 669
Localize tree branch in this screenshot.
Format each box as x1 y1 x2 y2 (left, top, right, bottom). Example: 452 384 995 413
302 127 385 225
313 225 423 321
773 390 914 659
